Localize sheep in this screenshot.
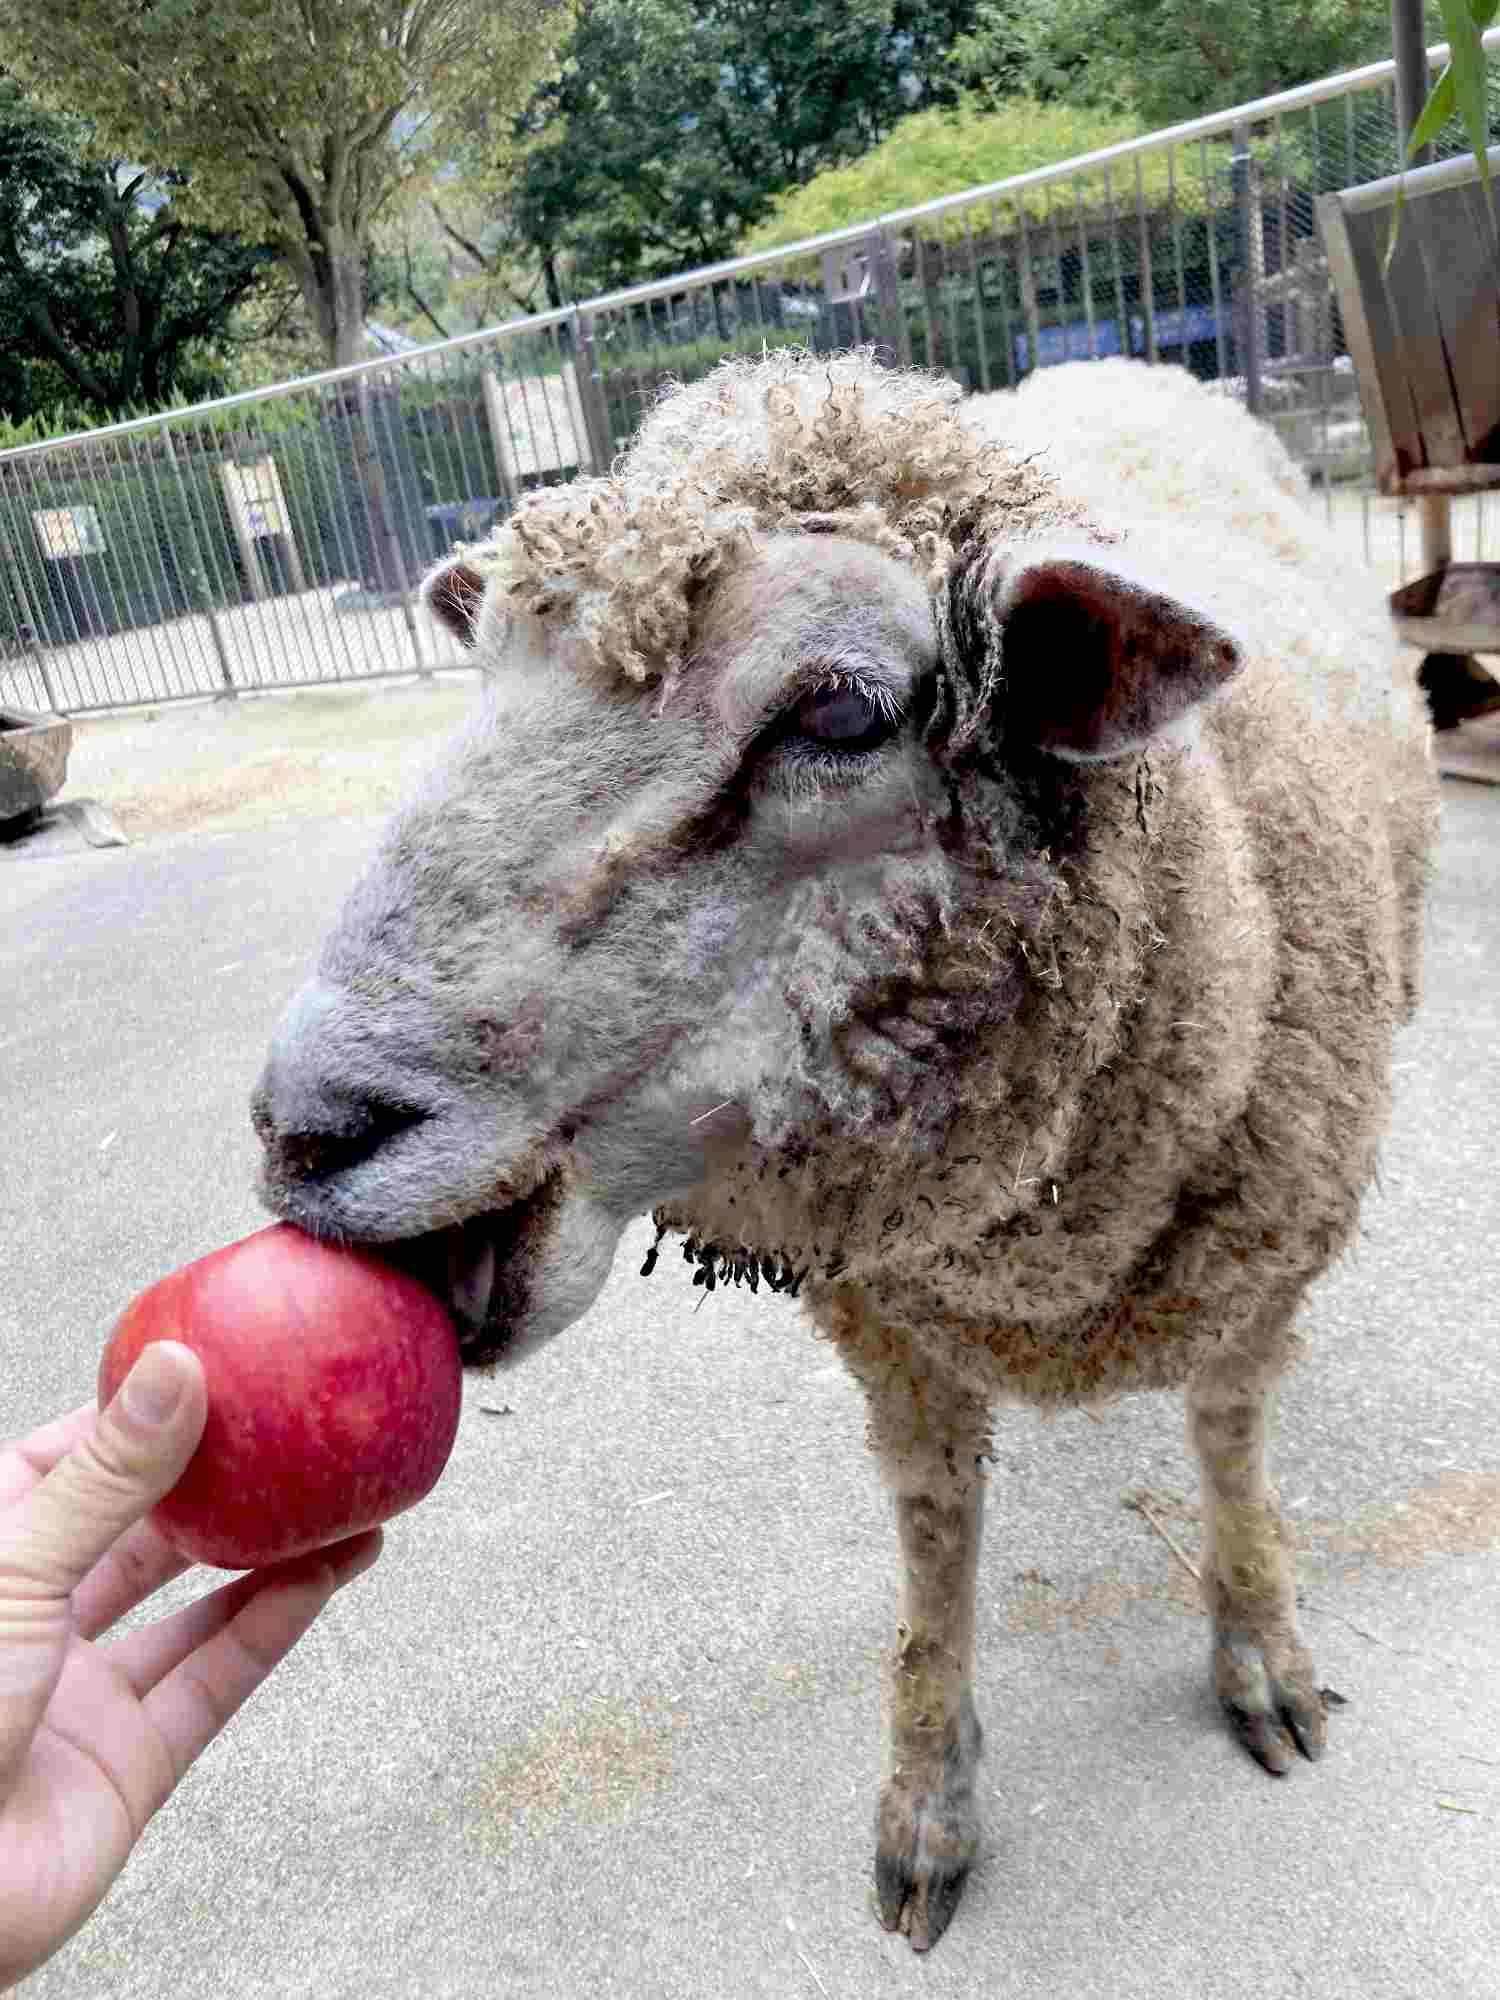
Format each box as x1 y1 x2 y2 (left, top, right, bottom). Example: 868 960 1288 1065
250 349 1436 1952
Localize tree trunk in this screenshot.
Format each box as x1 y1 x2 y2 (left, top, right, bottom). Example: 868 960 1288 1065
271 184 367 370
330 250 366 368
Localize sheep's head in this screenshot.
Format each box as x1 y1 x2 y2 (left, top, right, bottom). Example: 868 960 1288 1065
251 355 1242 1362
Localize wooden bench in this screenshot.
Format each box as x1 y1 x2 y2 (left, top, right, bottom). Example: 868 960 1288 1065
1317 145 1500 658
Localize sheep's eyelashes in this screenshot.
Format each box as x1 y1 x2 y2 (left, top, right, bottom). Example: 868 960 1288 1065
794 684 897 751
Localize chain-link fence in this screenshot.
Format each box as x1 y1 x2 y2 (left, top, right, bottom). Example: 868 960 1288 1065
2 30 1497 715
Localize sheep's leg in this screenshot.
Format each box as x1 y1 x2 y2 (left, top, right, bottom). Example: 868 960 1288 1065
820 1290 989 1951
1187 1337 1327 1774
875 1473 985 1951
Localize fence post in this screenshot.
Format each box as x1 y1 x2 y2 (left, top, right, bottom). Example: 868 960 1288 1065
1390 0 1448 578
560 359 599 474
571 311 615 472
161 428 237 699
23 627 59 712
351 378 425 671
1390 0 1433 168
1134 155 1157 365
480 365 521 509
1012 199 1042 379
1232 123 1266 417
0 516 61 712
867 227 910 367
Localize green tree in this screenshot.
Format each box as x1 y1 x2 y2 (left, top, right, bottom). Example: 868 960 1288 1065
739 96 1150 252
0 0 574 370
500 0 980 298
0 80 274 423
951 0 1393 126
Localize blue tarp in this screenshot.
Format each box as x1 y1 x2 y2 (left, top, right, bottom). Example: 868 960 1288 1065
1013 304 1222 373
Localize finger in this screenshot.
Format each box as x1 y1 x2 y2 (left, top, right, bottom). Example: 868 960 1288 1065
5 1344 205 1595
109 1531 382 1696
72 1515 195 1641
142 1534 383 1790
0 1344 205 1805
0 1404 99 1510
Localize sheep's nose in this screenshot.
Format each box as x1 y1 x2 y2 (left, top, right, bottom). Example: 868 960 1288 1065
251 1085 424 1185
252 981 425 1189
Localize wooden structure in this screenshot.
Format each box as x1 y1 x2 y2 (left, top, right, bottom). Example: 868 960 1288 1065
1317 145 1500 657
0 705 72 826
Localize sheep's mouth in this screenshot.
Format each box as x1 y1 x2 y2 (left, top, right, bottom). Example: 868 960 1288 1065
387 1168 567 1364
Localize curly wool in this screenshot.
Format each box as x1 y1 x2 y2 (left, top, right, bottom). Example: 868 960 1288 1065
462 348 1086 685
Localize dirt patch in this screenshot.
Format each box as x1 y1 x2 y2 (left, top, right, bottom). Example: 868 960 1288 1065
65 674 476 839
1002 1470 1500 1639
1309 1469 1500 1569
467 1697 684 1854
1007 1563 1202 1636
108 754 326 837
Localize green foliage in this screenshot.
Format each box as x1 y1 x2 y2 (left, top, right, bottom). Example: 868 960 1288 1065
0 395 207 450
501 0 979 296
740 98 1157 251
1420 0 1499 187
950 0 1394 126
0 81 273 425
0 1 574 366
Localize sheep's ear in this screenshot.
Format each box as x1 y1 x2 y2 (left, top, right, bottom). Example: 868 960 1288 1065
984 546 1243 760
422 557 487 648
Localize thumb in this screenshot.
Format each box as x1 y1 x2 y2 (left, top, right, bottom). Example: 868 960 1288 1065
14 1343 208 1596
0 1343 206 1803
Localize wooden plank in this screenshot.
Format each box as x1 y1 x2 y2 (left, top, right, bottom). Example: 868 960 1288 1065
1391 561 1500 654
1394 611 1500 652
1456 179 1500 460
1317 193 1415 488
1363 201 1471 474
1408 175 1500 464
1420 493 1452 573
1401 463 1500 495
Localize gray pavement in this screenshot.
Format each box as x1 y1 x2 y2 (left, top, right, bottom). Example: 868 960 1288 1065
2 688 1498 2000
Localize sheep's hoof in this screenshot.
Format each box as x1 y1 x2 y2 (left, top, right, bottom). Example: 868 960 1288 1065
1215 1630 1329 1775
874 1696 982 1952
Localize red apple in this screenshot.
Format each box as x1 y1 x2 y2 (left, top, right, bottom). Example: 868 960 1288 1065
99 1222 462 1570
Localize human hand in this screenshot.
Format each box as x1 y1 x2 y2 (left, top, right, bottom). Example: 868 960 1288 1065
0 1342 381 1989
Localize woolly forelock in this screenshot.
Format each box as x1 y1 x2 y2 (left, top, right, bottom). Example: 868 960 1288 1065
457 347 1085 687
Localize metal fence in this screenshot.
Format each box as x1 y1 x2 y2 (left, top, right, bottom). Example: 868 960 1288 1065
2 29 1498 716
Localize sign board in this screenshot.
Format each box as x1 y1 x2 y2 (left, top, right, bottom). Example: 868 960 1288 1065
821 250 871 306
33 505 105 559
218 455 305 598
486 366 590 482
221 457 291 539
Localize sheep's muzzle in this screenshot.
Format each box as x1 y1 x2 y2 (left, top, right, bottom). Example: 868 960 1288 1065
385 1168 568 1366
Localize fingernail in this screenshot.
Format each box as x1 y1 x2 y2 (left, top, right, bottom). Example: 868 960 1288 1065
122 1342 192 1426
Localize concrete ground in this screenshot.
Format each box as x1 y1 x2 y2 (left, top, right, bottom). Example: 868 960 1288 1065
2 679 1498 2000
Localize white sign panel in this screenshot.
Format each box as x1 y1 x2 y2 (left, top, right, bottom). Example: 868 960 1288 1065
222 457 291 538
33 505 105 559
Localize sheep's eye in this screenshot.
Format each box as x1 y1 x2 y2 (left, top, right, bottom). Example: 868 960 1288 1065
793 684 897 751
